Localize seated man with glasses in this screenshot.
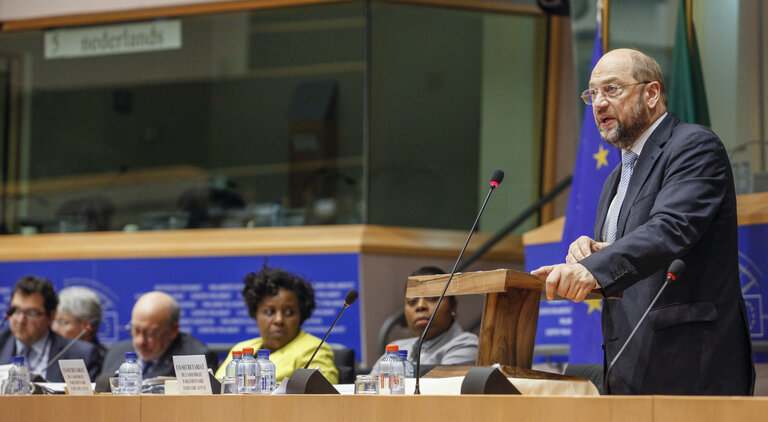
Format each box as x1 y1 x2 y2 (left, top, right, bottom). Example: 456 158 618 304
96 291 217 388
0 275 101 382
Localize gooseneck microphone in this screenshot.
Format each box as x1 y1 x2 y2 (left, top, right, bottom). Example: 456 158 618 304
603 259 685 394
40 317 99 378
413 169 504 395
1 306 17 331
304 289 358 369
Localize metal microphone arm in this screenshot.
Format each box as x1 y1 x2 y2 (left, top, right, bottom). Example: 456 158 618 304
413 184 497 395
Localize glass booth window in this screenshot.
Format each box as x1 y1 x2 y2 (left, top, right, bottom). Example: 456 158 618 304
0 1 546 234
0 3 366 233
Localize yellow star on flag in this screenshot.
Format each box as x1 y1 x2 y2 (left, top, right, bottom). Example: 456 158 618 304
593 145 609 169
585 299 602 314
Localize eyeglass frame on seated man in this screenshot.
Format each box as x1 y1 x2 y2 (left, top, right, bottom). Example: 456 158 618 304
123 323 173 342
581 81 652 105
10 308 46 319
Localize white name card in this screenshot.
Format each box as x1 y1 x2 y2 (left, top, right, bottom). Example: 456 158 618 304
172 355 212 395
58 359 93 395
44 20 182 59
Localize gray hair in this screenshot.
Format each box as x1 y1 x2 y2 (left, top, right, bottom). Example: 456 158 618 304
168 298 180 325
57 286 102 332
628 49 668 106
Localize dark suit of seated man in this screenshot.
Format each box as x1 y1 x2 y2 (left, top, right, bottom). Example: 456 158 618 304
0 275 101 382
97 291 217 388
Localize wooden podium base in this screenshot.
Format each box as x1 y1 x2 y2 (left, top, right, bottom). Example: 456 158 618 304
408 269 601 369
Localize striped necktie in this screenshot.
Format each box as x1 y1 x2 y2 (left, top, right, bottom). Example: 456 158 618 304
605 150 638 243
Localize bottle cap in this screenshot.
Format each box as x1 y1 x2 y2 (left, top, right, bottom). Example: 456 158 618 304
11 355 25 365
232 351 242 357
125 352 138 360
242 347 254 355
386 344 399 352
257 349 270 358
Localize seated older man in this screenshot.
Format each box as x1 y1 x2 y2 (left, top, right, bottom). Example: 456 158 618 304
0 276 101 381
98 291 217 383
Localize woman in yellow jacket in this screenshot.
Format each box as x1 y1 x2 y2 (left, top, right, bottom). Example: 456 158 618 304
215 266 338 384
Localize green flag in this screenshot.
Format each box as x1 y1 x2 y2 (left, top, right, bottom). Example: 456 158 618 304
668 0 710 126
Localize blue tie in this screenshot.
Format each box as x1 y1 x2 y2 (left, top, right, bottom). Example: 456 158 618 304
605 150 638 243
142 360 154 376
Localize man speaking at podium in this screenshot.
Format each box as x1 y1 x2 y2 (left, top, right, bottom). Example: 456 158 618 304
533 49 754 395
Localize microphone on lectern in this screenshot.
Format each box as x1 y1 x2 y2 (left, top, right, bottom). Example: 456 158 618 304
413 170 504 395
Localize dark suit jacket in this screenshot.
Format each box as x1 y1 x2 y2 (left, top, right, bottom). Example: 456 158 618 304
98 332 218 380
581 113 755 395
0 328 102 382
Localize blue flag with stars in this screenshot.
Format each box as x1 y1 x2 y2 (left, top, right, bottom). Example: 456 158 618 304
563 26 620 364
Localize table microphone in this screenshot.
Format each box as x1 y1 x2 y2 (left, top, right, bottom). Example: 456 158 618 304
603 259 685 394
304 289 358 369
1 306 16 331
413 169 504 395
39 317 99 378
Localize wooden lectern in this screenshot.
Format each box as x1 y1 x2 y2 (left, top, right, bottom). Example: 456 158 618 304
407 269 604 369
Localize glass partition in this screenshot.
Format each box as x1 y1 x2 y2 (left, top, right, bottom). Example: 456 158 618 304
0 1 546 234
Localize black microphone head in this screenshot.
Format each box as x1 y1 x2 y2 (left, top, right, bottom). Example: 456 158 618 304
490 169 504 188
5 305 16 318
667 259 686 280
344 289 359 306
87 317 100 332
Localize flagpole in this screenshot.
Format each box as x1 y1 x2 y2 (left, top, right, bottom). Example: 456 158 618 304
685 0 693 53
601 0 610 53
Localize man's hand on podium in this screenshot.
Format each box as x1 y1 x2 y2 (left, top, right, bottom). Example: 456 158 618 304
531 262 599 303
565 236 609 264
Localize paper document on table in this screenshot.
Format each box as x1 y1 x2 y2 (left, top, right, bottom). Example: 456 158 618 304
403 376 598 396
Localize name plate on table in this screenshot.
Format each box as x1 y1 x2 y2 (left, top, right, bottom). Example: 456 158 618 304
172 355 212 395
58 359 93 395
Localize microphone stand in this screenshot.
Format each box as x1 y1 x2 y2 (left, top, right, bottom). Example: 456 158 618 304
1 306 16 331
40 323 94 377
304 303 350 369
413 184 498 395
602 272 676 394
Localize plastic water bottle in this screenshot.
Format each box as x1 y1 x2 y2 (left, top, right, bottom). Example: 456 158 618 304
378 344 405 395
222 351 242 394
398 350 415 378
237 348 260 394
256 349 276 393
5 356 31 395
118 352 142 395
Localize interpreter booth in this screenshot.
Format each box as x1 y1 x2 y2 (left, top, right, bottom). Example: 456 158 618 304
0 1 551 368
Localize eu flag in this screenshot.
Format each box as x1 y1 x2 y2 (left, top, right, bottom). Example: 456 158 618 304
564 27 620 364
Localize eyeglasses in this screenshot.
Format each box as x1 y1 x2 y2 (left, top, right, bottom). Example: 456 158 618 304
10 308 46 319
124 323 170 341
53 319 74 326
581 81 651 105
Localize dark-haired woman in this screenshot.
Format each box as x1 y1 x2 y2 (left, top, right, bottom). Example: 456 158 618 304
215 266 338 384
